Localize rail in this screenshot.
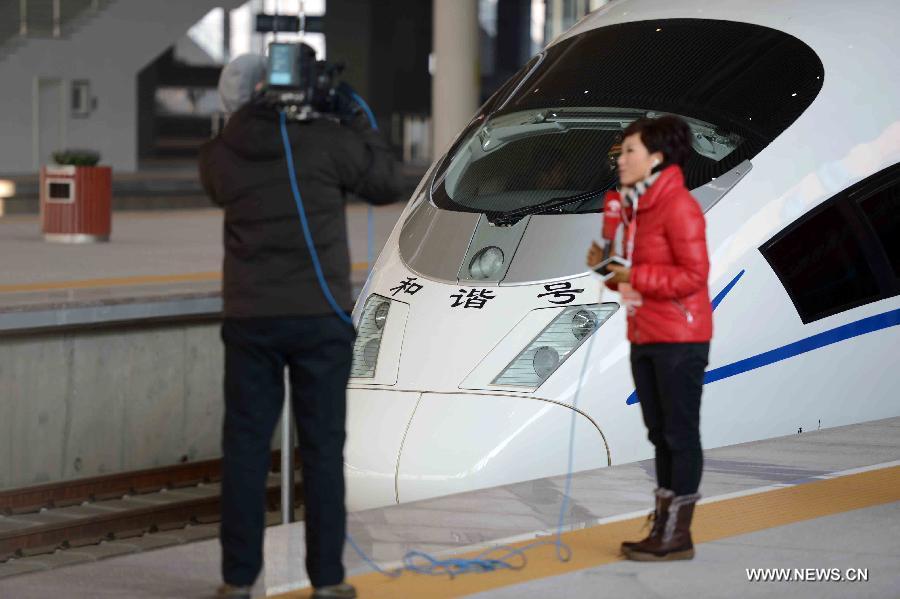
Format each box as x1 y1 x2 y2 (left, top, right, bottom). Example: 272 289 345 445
0 450 301 561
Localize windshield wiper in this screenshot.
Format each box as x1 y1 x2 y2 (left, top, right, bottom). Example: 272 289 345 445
486 187 611 226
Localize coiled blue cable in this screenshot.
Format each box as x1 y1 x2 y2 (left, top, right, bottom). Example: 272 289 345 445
279 93 589 580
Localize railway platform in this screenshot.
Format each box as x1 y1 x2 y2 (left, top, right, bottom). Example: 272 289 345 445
0 204 406 332
1 416 897 598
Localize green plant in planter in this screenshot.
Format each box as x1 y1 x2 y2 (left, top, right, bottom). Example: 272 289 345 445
52 149 101 167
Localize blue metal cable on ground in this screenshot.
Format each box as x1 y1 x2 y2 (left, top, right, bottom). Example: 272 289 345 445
280 94 584 580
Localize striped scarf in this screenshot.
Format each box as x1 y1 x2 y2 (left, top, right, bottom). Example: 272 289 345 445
622 170 661 211
617 170 660 259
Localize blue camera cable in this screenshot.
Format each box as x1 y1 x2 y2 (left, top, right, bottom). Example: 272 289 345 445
279 110 353 326
350 92 377 276
279 94 592 580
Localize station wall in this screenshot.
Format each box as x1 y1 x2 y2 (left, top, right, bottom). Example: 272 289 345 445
0 0 242 175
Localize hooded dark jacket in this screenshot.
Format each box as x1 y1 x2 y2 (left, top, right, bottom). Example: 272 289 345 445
199 101 402 317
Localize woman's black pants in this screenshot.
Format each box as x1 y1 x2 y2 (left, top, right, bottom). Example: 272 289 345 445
630 342 709 496
220 315 355 589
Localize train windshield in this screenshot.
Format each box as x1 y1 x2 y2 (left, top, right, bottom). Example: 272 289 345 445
430 18 824 217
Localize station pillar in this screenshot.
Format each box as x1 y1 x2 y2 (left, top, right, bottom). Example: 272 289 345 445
431 0 479 158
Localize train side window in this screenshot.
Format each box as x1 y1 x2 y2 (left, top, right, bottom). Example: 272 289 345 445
858 181 900 279
761 200 881 323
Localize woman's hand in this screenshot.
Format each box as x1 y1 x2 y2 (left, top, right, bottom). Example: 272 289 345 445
607 263 631 284
586 241 603 267
618 282 643 311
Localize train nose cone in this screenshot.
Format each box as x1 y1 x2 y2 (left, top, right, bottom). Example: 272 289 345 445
395 392 609 505
344 389 421 511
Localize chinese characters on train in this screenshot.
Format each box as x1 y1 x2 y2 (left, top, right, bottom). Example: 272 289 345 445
389 279 584 308
390 277 423 297
537 282 584 305
450 288 496 309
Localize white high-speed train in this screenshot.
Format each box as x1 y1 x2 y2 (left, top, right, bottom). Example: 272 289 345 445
345 0 900 511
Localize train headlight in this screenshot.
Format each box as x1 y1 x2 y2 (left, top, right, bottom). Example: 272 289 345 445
532 346 560 379
373 301 390 329
351 294 392 378
469 246 505 279
492 304 618 387
571 309 596 340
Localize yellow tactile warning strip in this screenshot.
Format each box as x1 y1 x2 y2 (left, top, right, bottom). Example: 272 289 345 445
0 263 369 294
273 464 900 599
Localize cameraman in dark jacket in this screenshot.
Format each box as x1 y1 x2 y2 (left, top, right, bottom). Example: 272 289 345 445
200 52 402 599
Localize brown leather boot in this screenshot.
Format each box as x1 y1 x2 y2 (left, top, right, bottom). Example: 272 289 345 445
620 488 674 555
624 492 700 561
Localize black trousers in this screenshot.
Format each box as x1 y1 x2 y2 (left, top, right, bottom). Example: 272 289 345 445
220 315 355 588
630 342 709 496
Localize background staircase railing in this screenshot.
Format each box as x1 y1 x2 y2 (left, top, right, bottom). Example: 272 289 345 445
0 0 115 60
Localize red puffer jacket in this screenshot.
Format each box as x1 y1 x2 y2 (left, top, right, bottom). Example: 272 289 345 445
607 165 712 344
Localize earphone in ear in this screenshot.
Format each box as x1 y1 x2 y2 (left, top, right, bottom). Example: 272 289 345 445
651 158 661 168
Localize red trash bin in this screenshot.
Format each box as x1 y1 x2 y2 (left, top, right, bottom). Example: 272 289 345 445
40 164 112 243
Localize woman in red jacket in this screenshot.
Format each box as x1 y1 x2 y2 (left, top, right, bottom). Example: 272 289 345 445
588 115 712 561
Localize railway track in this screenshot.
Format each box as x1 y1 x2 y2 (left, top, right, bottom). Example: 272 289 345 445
0 453 301 562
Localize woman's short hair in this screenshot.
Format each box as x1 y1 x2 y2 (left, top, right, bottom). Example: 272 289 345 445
622 115 692 168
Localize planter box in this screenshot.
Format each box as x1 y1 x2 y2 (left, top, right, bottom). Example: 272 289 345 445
40 165 112 243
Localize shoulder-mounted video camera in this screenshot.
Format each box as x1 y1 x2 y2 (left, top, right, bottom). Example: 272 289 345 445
254 13 366 125
264 41 347 121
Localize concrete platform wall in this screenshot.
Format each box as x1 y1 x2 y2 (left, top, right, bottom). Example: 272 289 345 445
0 321 224 490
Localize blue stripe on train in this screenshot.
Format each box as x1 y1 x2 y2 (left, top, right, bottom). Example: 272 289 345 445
702 307 900 385
626 270 900 405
